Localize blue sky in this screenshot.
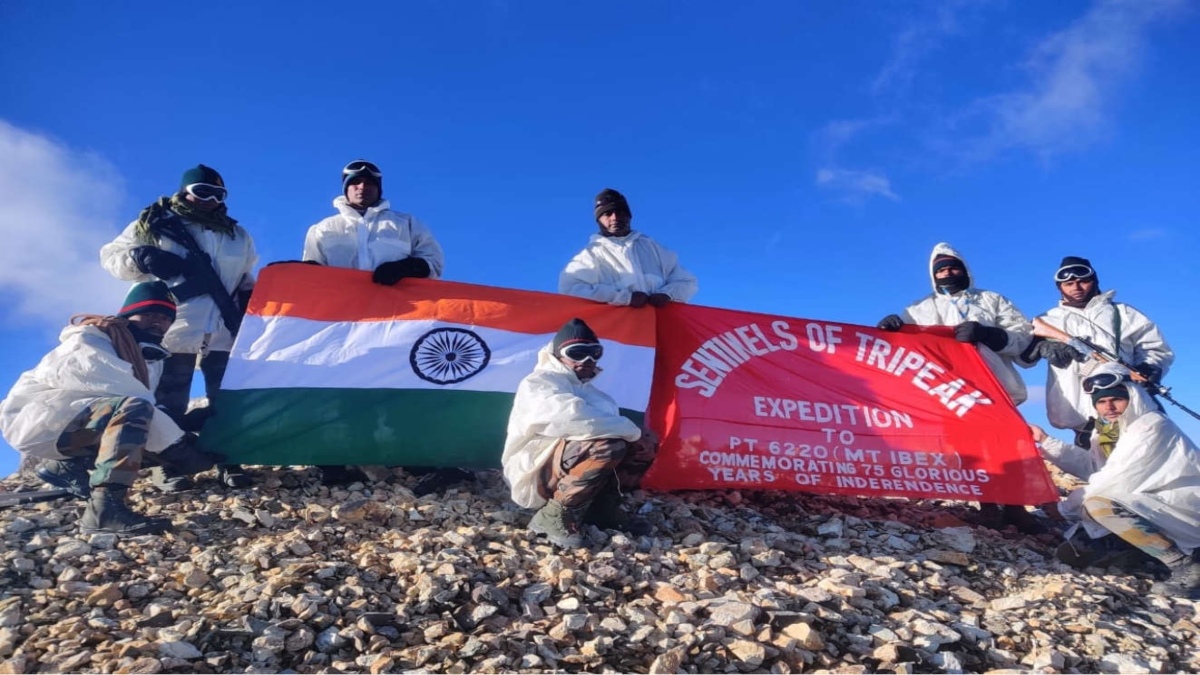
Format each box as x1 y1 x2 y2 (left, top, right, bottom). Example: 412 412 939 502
2 0 1198 478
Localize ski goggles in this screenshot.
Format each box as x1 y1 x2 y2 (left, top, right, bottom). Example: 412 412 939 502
560 342 604 363
184 183 227 203
342 160 382 179
1054 264 1095 283
139 342 171 363
1082 371 1127 394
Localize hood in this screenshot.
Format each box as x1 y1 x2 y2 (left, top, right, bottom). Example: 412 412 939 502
927 242 973 294
1088 361 1156 427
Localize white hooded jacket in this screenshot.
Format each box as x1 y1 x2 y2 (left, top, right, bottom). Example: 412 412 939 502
502 344 642 509
1038 364 1199 553
1036 290 1173 431
100 217 258 354
303 197 445 277
898 243 1033 405
0 325 185 459
559 231 698 306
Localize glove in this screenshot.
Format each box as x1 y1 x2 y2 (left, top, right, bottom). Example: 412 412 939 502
877 314 904 331
954 321 1008 352
265 259 321 267
147 433 225 475
180 406 215 433
629 292 650 308
1038 340 1081 369
1133 362 1163 383
648 293 671 308
132 246 188 279
372 257 432 285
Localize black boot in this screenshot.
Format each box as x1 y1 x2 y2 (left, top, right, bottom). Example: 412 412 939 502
584 487 653 536
411 467 474 496
317 465 368 486
1150 552 1200 600
217 464 252 488
1003 505 1049 535
80 486 171 535
36 457 93 498
151 466 195 493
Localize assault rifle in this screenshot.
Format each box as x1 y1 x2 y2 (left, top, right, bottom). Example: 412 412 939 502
0 488 73 509
150 213 243 336
1032 318 1200 421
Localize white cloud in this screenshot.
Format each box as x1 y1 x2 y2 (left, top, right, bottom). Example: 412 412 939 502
871 0 990 97
963 0 1186 159
815 168 901 202
1126 227 1169 242
0 120 131 326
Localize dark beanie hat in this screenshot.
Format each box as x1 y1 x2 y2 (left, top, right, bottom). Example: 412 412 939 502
1090 383 1129 405
594 188 631 222
117 282 177 321
343 160 383 197
180 164 224 190
552 318 600 355
932 254 964 275
1056 255 1098 283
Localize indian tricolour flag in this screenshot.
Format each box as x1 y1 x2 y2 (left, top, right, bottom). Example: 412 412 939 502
200 265 656 467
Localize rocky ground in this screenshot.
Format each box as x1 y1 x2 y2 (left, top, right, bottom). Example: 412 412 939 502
0 465 1197 674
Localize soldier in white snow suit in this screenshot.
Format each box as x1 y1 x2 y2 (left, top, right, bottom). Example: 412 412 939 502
503 318 659 548
559 188 698 307
877 242 1042 533
301 160 457 490
1022 256 1173 448
0 283 219 535
1029 365 1199 600
100 164 257 490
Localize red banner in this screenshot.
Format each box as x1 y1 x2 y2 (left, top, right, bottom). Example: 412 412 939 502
642 304 1057 505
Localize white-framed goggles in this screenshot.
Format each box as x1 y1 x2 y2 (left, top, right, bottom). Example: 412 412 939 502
1054 264 1095 283
561 342 604 363
139 342 171 363
342 160 382 179
1082 371 1126 394
184 183 227 203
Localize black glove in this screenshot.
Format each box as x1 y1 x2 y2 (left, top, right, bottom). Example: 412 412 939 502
266 259 321 267
372 257 432 285
180 406 215 433
132 246 188 279
1133 362 1163 383
954 321 1008 352
877 314 904 331
648 293 671 308
147 433 225 475
629 291 650 308
1038 340 1081 368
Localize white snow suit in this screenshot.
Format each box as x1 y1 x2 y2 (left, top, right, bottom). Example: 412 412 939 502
899 242 1033 405
502 345 643 509
559 231 697 306
303 196 445 277
0 325 184 459
1036 290 1173 431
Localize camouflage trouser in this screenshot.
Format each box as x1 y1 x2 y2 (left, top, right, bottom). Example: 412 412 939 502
154 350 229 425
1083 496 1188 568
536 435 658 510
56 396 154 487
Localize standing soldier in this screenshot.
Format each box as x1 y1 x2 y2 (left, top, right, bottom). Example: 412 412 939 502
100 164 258 490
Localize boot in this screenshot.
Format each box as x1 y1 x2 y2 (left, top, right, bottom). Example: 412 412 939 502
972 502 1007 530
317 465 368 486
584 488 653 536
412 467 473 496
151 466 195 493
36 457 93 498
1150 553 1200 600
528 499 584 548
1003 505 1049 535
217 464 252 488
80 485 170 535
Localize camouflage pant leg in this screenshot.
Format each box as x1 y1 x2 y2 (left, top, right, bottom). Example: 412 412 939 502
199 350 230 400
1083 496 1189 567
154 352 198 425
57 396 154 488
613 434 658 493
537 438 628 510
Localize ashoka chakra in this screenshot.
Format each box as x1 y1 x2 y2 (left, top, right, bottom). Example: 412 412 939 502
410 328 491 384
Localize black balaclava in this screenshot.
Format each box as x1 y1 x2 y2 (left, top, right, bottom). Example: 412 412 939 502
932 255 969 294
